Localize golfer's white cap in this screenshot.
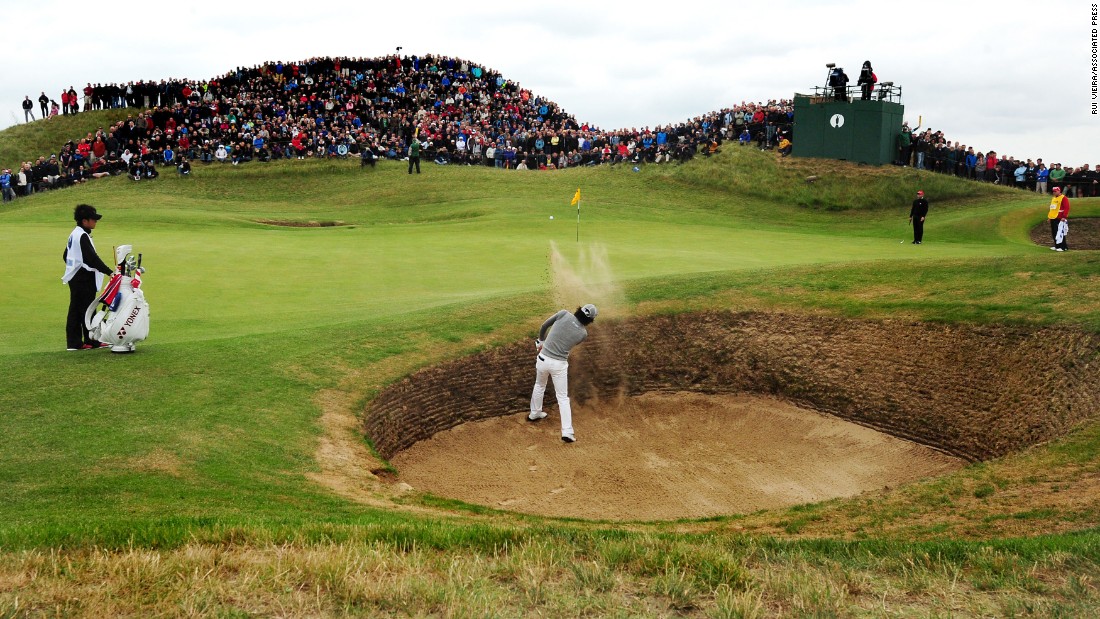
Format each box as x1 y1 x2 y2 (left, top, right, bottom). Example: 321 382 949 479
581 304 598 319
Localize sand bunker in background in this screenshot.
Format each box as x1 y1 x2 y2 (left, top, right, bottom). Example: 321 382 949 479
1030 217 1100 250
392 392 963 521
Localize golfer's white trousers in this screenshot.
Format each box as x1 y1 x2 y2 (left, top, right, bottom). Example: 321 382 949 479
530 355 573 436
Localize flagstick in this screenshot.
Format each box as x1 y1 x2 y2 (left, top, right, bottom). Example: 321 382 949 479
576 198 581 242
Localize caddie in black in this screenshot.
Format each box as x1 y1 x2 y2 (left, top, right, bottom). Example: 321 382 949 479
62 204 114 350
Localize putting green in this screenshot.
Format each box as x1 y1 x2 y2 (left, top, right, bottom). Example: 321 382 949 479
5 203 1021 352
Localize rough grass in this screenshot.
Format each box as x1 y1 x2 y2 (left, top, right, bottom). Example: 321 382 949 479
2 534 1097 617
0 108 139 170
661 143 1018 211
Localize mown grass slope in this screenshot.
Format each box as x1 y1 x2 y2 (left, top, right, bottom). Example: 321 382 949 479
2 133 1099 616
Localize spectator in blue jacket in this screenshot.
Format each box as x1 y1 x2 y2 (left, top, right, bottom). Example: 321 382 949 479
0 168 13 202
965 148 978 180
1036 163 1049 194
1014 161 1028 188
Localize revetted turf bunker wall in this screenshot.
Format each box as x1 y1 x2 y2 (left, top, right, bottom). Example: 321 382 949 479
366 312 1100 462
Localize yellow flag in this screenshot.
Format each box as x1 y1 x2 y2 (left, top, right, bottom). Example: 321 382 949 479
570 188 581 206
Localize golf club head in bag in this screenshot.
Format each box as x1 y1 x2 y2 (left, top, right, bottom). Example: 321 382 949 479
86 245 149 353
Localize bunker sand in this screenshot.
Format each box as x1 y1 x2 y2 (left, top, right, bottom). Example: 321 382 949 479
392 392 963 521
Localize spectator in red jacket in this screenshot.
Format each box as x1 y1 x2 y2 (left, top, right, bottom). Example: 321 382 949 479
91 137 107 163
985 151 998 183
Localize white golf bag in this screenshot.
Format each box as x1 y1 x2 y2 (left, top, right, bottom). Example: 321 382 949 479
86 245 150 353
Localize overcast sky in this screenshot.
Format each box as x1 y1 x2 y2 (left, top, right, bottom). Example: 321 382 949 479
1 0 1096 165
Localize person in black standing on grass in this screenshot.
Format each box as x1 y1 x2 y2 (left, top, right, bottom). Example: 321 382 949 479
22 96 35 122
909 190 929 244
62 204 114 350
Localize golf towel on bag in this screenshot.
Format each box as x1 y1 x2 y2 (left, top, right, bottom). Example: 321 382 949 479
1056 220 1068 244
101 273 124 310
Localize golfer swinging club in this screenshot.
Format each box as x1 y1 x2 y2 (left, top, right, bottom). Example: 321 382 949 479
528 303 598 443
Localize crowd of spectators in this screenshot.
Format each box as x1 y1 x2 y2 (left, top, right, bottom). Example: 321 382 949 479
896 124 1099 197
5 54 1096 203
4 55 794 200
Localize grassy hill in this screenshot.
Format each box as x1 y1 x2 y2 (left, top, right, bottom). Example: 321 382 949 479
2 132 1099 616
0 108 137 171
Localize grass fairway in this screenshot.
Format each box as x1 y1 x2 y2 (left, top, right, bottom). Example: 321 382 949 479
2 145 1100 616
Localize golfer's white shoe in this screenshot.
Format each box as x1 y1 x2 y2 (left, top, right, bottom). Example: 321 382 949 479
527 411 547 421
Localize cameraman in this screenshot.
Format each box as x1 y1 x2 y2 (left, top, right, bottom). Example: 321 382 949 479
828 67 849 101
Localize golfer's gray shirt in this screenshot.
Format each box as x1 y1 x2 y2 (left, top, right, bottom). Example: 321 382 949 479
538 310 588 361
